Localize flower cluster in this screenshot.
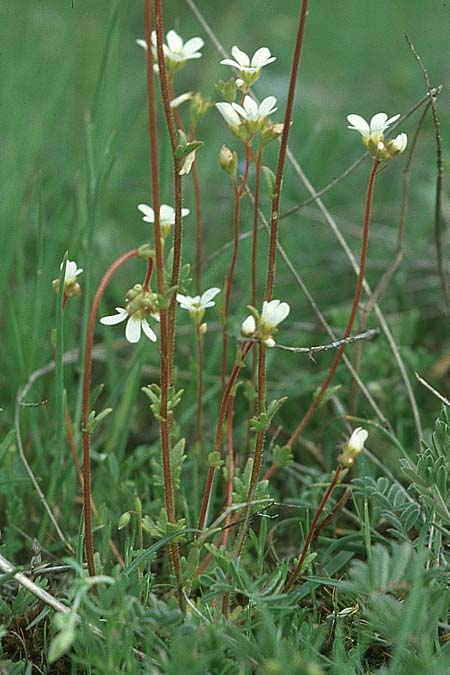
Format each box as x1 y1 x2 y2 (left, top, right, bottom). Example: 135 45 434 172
100 284 160 344
241 299 290 348
347 112 407 161
216 43 281 145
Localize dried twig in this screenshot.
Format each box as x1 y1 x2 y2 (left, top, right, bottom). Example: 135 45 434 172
415 372 450 408
405 34 449 311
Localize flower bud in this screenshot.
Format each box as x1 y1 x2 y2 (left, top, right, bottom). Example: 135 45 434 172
338 427 368 467
199 322 208 335
219 145 238 179
190 92 214 126
216 78 237 103
241 315 256 337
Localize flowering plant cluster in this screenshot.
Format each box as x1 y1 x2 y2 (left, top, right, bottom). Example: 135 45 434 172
49 15 412 622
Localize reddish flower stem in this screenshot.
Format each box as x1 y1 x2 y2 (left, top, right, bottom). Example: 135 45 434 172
153 0 184 386
197 342 253 533
233 0 311 557
287 160 380 448
221 143 252 389
194 322 205 448
284 464 343 592
142 258 154 291
82 248 138 576
265 0 310 302
222 395 236 548
145 0 184 610
251 148 263 308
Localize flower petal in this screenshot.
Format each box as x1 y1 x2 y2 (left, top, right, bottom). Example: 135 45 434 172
183 36 204 56
100 308 128 325
231 45 250 67
258 96 277 118
216 102 241 129
347 114 370 136
200 287 221 305
138 204 155 222
251 47 275 68
166 30 183 53
181 208 190 218
125 316 142 343
219 58 240 69
369 113 388 135
142 319 157 342
136 38 148 51
159 204 176 225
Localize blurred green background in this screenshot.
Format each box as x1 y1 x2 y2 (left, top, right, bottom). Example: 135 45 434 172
1 0 449 444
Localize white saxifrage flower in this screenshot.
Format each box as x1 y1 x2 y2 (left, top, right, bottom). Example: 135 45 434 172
387 132 408 155
63 260 83 283
347 112 400 144
338 427 368 467
347 112 407 160
177 287 221 323
100 307 157 343
137 203 190 237
100 284 160 345
241 315 256 337
347 427 368 453
260 300 290 330
137 30 203 71
241 299 290 347
220 45 276 84
53 259 83 298
216 96 278 137
215 102 242 132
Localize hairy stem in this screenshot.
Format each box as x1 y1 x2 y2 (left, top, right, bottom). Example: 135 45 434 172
145 0 184 610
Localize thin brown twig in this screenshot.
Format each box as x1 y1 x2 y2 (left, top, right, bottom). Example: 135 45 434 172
405 34 450 311
415 372 450 408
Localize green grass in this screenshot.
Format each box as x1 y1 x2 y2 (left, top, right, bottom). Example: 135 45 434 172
1 0 450 672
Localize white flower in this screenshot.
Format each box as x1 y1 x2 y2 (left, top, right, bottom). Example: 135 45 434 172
100 307 157 344
138 203 190 236
177 287 221 321
61 259 83 283
163 29 203 63
241 315 256 337
216 96 277 135
220 46 276 83
347 427 368 454
215 102 242 131
387 132 408 155
260 299 290 330
136 31 203 71
347 112 400 145
232 96 277 123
